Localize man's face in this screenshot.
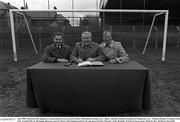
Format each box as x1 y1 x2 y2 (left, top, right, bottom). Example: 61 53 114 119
53 35 63 46
81 33 91 46
103 32 112 44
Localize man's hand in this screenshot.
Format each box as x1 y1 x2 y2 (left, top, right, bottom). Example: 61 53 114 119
76 58 83 63
86 58 96 62
116 57 128 63
108 59 117 63
57 58 68 62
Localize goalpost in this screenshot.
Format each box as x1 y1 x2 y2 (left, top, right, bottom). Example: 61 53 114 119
9 9 169 62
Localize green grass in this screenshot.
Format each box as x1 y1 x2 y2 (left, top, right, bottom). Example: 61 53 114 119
0 47 180 116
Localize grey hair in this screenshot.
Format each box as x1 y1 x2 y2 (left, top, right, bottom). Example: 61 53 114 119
81 31 92 37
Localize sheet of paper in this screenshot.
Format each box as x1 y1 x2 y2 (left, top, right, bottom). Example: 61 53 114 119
78 61 104 67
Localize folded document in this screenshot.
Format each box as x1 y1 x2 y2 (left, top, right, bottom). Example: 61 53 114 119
78 61 104 67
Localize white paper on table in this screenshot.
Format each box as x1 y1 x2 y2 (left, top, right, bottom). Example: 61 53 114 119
78 61 104 67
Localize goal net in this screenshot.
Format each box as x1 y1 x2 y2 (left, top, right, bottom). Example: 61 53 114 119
9 9 169 62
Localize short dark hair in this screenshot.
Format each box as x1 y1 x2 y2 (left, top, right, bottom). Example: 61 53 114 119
52 32 64 39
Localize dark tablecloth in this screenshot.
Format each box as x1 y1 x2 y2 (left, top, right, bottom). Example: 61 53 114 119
26 61 151 115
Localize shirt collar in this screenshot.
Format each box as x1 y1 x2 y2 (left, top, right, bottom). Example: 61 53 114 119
103 40 115 48
81 42 92 48
52 43 64 50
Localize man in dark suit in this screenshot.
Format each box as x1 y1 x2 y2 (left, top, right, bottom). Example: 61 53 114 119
42 32 72 63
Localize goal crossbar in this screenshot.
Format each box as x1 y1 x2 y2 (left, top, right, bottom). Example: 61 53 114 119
9 9 169 62
10 9 168 13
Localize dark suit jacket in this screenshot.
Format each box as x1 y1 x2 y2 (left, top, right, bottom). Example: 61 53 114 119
42 44 72 63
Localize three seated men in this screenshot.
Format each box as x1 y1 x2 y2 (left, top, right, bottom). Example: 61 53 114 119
42 31 129 64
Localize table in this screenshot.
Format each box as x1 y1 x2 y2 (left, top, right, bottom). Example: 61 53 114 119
26 61 151 115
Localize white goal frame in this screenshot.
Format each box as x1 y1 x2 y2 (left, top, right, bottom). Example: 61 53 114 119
9 9 169 62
